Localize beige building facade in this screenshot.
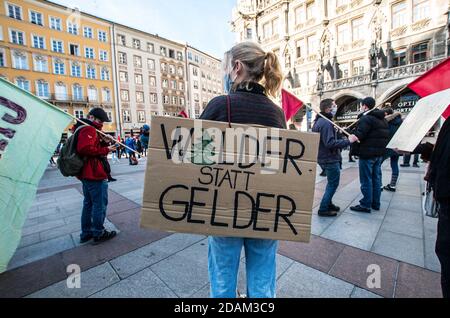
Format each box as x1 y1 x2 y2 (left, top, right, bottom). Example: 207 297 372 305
232 0 450 128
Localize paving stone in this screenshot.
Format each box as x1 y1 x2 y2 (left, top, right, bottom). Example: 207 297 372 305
18 233 41 249
8 236 75 270
150 239 209 298
277 262 354 298
321 213 382 251
40 223 81 241
395 263 442 298
351 287 383 298
27 262 120 298
110 233 205 279
311 214 335 235
423 216 440 273
380 211 423 239
371 230 424 267
189 283 210 298
389 195 422 211
21 219 66 237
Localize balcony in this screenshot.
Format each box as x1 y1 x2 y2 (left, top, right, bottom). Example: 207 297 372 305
46 94 113 107
378 58 445 82
323 73 371 91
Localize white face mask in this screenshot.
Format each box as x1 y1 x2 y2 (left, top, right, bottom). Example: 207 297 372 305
331 107 337 116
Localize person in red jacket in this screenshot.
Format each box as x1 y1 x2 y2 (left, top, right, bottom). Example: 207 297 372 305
76 108 118 244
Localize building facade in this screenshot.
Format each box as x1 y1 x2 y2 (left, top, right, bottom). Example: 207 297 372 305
0 0 117 135
185 45 223 118
231 0 450 128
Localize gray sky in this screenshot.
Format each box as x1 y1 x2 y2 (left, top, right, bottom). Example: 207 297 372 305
53 0 237 59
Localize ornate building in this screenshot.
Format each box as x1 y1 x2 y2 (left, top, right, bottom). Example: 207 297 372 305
231 0 450 128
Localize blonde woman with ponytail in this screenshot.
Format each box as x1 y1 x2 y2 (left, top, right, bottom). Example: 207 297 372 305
200 42 286 298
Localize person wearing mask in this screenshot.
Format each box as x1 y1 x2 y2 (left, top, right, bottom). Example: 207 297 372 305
200 41 285 298
75 108 117 244
312 99 359 217
350 97 390 213
140 124 150 157
382 108 402 192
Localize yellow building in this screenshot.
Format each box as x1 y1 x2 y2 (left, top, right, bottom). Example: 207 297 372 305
0 0 117 135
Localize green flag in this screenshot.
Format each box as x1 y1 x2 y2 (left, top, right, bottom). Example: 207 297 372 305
0 78 73 273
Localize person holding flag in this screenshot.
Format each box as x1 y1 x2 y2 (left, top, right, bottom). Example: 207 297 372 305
312 99 359 217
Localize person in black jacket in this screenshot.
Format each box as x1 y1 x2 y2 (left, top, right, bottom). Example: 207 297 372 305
382 108 403 192
350 97 390 213
312 99 359 217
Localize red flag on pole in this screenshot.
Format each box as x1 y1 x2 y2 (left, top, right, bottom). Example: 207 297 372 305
407 57 450 119
281 89 304 122
178 110 189 118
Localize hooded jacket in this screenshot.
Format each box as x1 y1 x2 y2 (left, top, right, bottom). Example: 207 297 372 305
74 119 110 181
385 112 403 157
352 110 390 159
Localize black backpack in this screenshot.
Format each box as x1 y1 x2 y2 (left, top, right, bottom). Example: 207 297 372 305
57 127 85 177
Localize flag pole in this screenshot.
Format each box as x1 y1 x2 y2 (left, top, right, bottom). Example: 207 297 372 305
66 113 141 156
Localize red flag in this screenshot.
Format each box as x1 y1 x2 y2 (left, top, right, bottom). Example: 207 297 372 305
408 57 450 119
281 89 304 121
178 110 189 118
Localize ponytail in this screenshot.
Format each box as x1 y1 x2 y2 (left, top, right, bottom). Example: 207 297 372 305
263 52 283 98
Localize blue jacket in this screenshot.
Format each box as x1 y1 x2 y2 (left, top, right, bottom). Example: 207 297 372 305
312 114 350 164
125 137 136 154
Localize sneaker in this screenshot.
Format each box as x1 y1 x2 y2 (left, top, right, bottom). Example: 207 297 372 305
371 206 380 211
318 210 338 217
329 204 340 212
383 185 396 192
350 205 371 213
80 234 93 244
93 230 117 245
108 178 117 182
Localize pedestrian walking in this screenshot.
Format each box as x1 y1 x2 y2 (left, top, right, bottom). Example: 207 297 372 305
75 108 117 244
382 108 402 192
350 97 390 213
200 41 285 298
140 124 150 157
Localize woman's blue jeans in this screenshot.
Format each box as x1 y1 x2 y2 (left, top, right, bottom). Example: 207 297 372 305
208 236 278 298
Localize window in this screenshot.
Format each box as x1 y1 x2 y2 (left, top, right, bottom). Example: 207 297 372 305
150 93 157 104
118 52 127 64
117 34 126 46
10 30 25 45
392 48 407 67
161 62 167 73
119 71 128 82
272 18 279 36
134 55 142 68
0 51 5 67
86 65 96 79
53 60 65 75
138 111 145 123
307 35 317 56
147 43 154 53
193 80 199 89
180 97 185 106
177 51 183 61
136 91 144 103
55 84 67 100
306 1 317 20
337 23 348 46
352 59 365 75
162 79 168 88
169 65 175 75
75 110 84 119
8 4 22 20
71 62 81 77
149 76 156 87
192 67 198 76
339 63 349 78
69 44 79 56
72 84 83 101
73 85 83 100
101 68 110 81
188 52 193 60
133 38 141 49
160 47 167 56
352 18 363 42
32 35 45 49
16 78 29 91
36 81 49 98
102 89 111 102
194 93 199 102
135 73 143 85
163 95 169 104
392 1 407 29
169 49 175 59
99 50 108 62
412 42 428 63
170 80 177 90
179 82 184 91
30 11 43 26
296 39 305 58
171 96 177 105
121 90 129 101
12 52 27 69
88 87 97 101
177 66 184 77
148 58 155 70
123 110 131 122
52 40 64 53
107 112 113 122
34 55 48 72
67 22 78 35
98 30 107 42
50 17 62 31
194 55 199 63
84 27 93 38
413 0 430 22
246 28 253 39
85 47 94 59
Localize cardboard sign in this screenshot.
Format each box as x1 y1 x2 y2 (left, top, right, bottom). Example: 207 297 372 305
140 116 319 243
387 88 450 152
